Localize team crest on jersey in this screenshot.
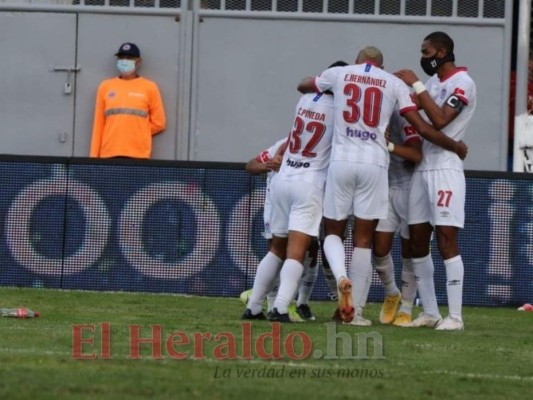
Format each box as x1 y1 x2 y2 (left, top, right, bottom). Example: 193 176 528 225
108 91 116 98
440 88 447 99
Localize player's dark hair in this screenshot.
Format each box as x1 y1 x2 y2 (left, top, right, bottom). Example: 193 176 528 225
328 60 349 69
424 31 454 54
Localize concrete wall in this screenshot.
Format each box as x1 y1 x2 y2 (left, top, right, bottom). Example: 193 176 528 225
0 2 511 170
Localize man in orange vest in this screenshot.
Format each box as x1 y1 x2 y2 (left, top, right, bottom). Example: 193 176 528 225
90 42 166 158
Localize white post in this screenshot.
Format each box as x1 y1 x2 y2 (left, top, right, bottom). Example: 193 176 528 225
513 0 532 172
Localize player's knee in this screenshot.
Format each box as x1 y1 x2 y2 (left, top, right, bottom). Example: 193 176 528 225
409 241 429 258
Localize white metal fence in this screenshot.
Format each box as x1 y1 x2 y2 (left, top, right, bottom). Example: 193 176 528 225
0 0 506 18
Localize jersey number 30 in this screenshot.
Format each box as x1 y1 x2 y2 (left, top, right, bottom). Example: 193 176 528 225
343 84 383 128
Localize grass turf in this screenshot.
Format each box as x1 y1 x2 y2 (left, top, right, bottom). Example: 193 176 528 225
1 287 532 399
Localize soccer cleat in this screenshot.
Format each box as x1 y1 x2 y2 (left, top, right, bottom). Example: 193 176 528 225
343 315 372 326
268 308 292 323
392 312 412 327
239 289 252 306
337 277 355 323
435 316 464 331
379 292 402 324
408 312 443 328
288 304 304 322
241 308 266 320
296 304 316 321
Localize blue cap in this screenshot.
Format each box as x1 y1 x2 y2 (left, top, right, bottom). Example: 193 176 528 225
115 43 141 58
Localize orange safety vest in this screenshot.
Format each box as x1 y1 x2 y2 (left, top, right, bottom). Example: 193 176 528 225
90 76 166 158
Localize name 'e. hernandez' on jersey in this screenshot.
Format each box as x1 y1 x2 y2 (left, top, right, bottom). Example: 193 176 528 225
313 63 417 169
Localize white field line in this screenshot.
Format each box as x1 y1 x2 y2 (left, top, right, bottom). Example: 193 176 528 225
5 347 530 383
423 369 533 382
0 347 381 370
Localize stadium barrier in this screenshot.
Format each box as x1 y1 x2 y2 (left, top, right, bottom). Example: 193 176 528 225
0 156 532 306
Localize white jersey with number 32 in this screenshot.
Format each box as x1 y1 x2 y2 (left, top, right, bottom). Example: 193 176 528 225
277 92 334 189
314 63 417 168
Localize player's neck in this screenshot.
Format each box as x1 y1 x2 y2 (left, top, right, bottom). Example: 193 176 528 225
437 62 457 80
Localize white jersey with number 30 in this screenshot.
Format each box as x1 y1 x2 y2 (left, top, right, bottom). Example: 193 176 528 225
314 63 417 168
277 92 334 189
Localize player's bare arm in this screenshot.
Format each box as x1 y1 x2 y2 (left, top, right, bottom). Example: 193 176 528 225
395 69 461 129
297 77 318 94
266 154 283 172
403 109 468 159
245 158 271 175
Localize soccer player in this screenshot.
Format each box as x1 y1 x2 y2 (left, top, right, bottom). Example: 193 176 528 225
394 31 476 330
242 66 338 321
242 138 325 321
297 46 467 325
374 112 422 326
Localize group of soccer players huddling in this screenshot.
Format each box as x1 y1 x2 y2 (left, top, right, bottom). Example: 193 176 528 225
241 31 476 331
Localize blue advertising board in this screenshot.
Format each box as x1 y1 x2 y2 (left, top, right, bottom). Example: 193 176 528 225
0 157 532 306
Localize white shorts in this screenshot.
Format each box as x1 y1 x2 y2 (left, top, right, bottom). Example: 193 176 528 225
376 186 410 239
269 178 324 237
262 189 273 239
408 169 465 228
323 161 388 221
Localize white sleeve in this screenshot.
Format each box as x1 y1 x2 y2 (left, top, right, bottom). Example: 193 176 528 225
451 77 475 106
395 80 417 114
314 67 338 93
267 138 288 158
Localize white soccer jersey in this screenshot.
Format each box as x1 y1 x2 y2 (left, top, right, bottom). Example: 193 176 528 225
314 63 417 168
388 110 421 189
277 92 334 189
255 138 287 238
417 68 476 171
256 138 287 191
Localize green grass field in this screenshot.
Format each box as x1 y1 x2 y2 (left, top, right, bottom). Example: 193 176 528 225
1 287 532 400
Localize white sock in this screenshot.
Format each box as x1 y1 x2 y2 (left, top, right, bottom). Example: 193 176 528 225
374 253 400 296
248 252 283 315
399 258 416 315
357 272 373 317
297 262 318 307
444 255 464 321
412 254 441 318
323 235 348 283
348 247 373 314
274 259 304 314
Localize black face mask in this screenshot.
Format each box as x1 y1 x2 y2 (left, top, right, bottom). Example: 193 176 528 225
420 52 455 76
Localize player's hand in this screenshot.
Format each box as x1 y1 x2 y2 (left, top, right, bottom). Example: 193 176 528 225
454 140 468 160
394 69 419 86
384 125 391 143
267 154 283 172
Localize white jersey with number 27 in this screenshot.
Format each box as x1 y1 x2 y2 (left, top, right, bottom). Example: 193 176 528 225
418 67 476 171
